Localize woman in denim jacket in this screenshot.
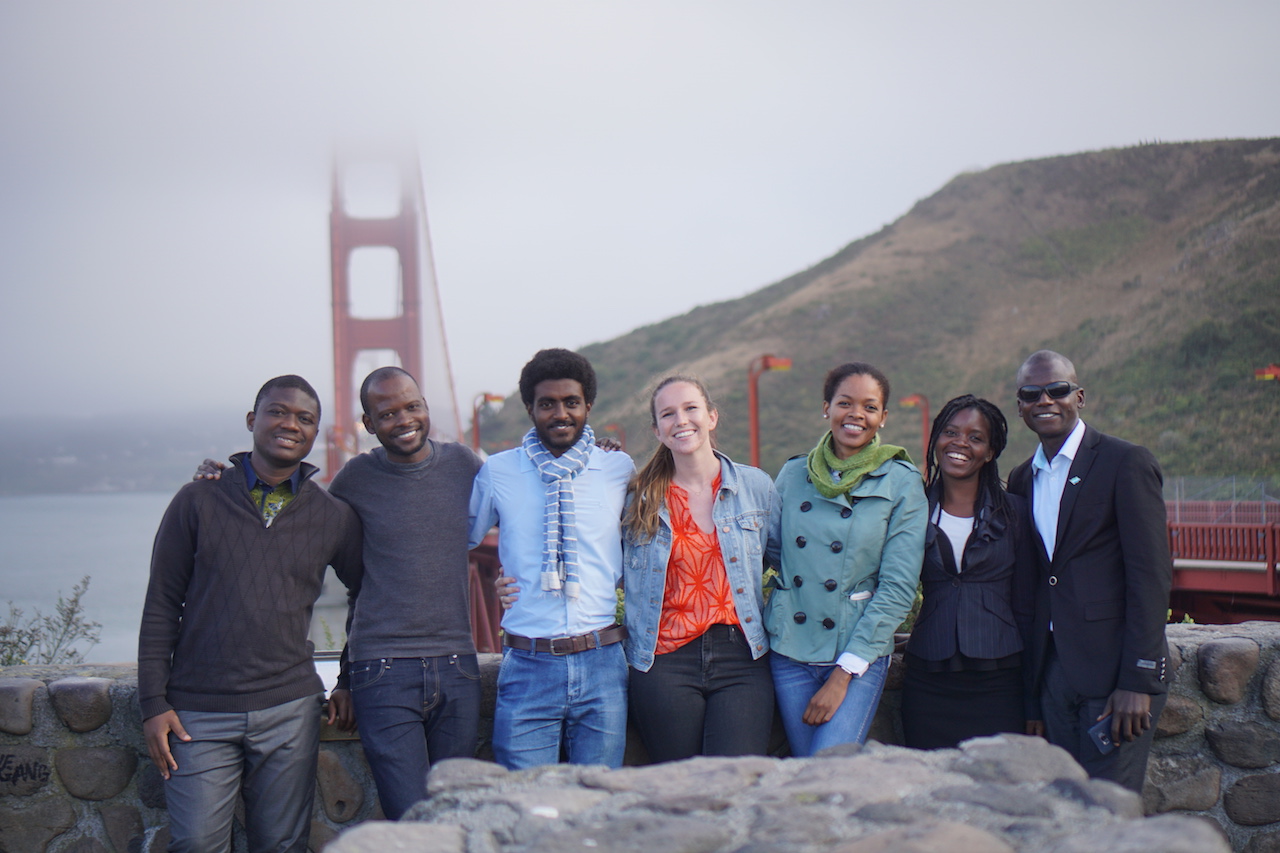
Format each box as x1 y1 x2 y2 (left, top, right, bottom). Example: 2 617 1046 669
622 375 782 762
765 362 927 756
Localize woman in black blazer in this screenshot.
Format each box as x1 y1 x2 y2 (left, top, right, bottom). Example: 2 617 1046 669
900 395 1036 749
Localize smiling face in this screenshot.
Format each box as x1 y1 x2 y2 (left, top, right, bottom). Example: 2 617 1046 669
528 378 591 456
247 386 320 476
823 373 887 459
935 406 994 483
1016 354 1084 456
652 380 718 459
362 372 431 464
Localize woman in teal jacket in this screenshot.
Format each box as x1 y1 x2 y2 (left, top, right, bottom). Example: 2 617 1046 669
764 362 927 756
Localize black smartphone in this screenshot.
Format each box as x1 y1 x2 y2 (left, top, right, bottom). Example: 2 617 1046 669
1088 715 1116 755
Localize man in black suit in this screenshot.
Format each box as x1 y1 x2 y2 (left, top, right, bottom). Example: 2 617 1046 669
1007 350 1171 793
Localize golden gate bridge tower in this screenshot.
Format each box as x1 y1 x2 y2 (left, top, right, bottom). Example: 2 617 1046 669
325 151 463 478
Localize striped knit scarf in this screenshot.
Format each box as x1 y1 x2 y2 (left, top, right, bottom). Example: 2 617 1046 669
523 423 595 599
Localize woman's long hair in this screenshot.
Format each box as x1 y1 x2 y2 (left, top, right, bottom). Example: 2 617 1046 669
924 395 1012 526
622 375 717 544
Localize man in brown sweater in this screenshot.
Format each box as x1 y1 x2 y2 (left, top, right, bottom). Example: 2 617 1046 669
138 375 362 853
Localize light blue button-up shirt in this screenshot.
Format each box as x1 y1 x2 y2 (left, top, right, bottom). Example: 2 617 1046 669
468 443 634 638
1030 419 1087 561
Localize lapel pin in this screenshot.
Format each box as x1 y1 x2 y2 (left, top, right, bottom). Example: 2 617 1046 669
1069 476 1081 485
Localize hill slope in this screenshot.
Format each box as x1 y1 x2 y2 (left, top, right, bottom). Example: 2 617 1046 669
480 139 1280 480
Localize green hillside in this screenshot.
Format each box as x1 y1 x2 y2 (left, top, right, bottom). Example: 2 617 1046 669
477 139 1280 481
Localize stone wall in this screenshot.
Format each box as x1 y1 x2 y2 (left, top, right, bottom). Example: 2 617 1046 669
1 621 1278 852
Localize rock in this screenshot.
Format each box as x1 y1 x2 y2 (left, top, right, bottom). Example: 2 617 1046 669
1264 659 1280 722
580 755 774 797
0 745 54 796
426 758 510 795
1244 828 1280 853
63 839 109 853
833 821 1016 853
55 747 138 801
0 796 76 851
773 752 941 810
316 751 364 823
1167 641 1183 680
309 819 339 852
137 763 166 810
1205 720 1280 768
0 678 43 736
1142 754 1222 813
521 813 730 853
1046 813 1230 853
1224 774 1280 826
950 734 1088 785
148 825 171 853
933 783 1056 817
326 822 466 853
47 677 114 732
1198 638 1261 704
1155 694 1202 737
99 804 143 853
1048 777 1144 818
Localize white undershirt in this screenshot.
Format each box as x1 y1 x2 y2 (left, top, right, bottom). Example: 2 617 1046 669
935 508 973 572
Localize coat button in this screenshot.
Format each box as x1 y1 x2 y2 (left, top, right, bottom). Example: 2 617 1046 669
722 526 731 533
830 541 843 553
840 507 852 518
736 587 745 594
793 575 804 587
793 612 807 624
824 579 837 592
800 501 812 512
743 616 753 623
822 618 835 629
796 536 807 548
729 556 738 563
1049 576 1058 586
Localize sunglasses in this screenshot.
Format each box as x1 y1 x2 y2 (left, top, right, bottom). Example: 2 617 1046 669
1017 381 1080 403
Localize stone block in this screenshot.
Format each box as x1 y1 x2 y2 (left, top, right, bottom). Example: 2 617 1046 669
1264 659 1280 722
98 804 143 853
0 678 43 736
1198 637 1261 704
834 822 1015 853
147 825 171 853
1224 773 1280 826
1142 754 1222 813
1167 641 1183 680
316 750 364 823
0 745 54 796
138 763 166 809
326 822 465 853
1045 814 1230 853
1156 694 1203 737
1206 720 1280 768
55 747 138 801
0 796 76 851
48 676 114 732
1244 828 1280 853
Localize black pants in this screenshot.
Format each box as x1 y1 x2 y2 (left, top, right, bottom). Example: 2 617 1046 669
1041 644 1167 793
628 624 774 763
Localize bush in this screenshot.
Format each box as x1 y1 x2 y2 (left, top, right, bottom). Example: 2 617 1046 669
0 576 101 666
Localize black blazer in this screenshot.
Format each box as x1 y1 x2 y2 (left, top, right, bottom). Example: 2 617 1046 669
906 488 1036 664
1007 426 1171 706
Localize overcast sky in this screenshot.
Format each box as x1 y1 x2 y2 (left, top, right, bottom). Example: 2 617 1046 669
2 2 1277 439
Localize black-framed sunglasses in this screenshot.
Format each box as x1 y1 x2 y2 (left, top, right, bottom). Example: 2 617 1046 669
1017 381 1080 403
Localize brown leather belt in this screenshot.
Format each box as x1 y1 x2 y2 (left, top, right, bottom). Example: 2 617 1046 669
503 624 628 655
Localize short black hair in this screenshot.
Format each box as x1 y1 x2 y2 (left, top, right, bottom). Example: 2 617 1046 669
254 375 321 418
822 362 890 406
359 366 416 415
518 348 597 407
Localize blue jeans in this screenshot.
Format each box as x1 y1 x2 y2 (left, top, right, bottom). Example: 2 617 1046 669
349 655 481 819
165 693 322 853
494 641 628 770
770 652 889 757
628 624 774 762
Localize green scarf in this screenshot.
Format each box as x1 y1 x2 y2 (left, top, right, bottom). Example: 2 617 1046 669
805 432 912 500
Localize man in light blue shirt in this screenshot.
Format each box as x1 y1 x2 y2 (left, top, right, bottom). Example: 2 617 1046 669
469 348 634 769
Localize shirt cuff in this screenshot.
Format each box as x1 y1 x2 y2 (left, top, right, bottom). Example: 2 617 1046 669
837 652 870 677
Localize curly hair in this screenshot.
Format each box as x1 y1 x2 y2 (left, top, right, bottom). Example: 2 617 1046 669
518 348 598 408
924 394 1011 526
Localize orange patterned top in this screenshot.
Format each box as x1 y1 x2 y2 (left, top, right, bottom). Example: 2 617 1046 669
655 475 740 654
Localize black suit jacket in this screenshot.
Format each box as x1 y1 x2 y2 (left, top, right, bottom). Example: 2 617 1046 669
1007 426 1171 707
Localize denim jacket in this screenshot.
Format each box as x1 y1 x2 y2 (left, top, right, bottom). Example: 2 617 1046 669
623 451 782 672
764 455 926 665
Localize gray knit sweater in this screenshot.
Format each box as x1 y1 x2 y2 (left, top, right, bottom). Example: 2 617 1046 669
138 455 363 719
329 440 482 661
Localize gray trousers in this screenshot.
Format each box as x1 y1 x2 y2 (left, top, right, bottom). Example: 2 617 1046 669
165 693 323 853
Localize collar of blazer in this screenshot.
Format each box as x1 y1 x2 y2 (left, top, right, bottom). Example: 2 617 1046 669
1050 425 1101 566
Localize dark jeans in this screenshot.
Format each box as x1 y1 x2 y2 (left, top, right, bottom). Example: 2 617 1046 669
628 624 774 763
1041 644 1167 793
349 655 481 819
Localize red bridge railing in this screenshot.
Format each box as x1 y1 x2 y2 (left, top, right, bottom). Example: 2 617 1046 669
1168 522 1279 597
